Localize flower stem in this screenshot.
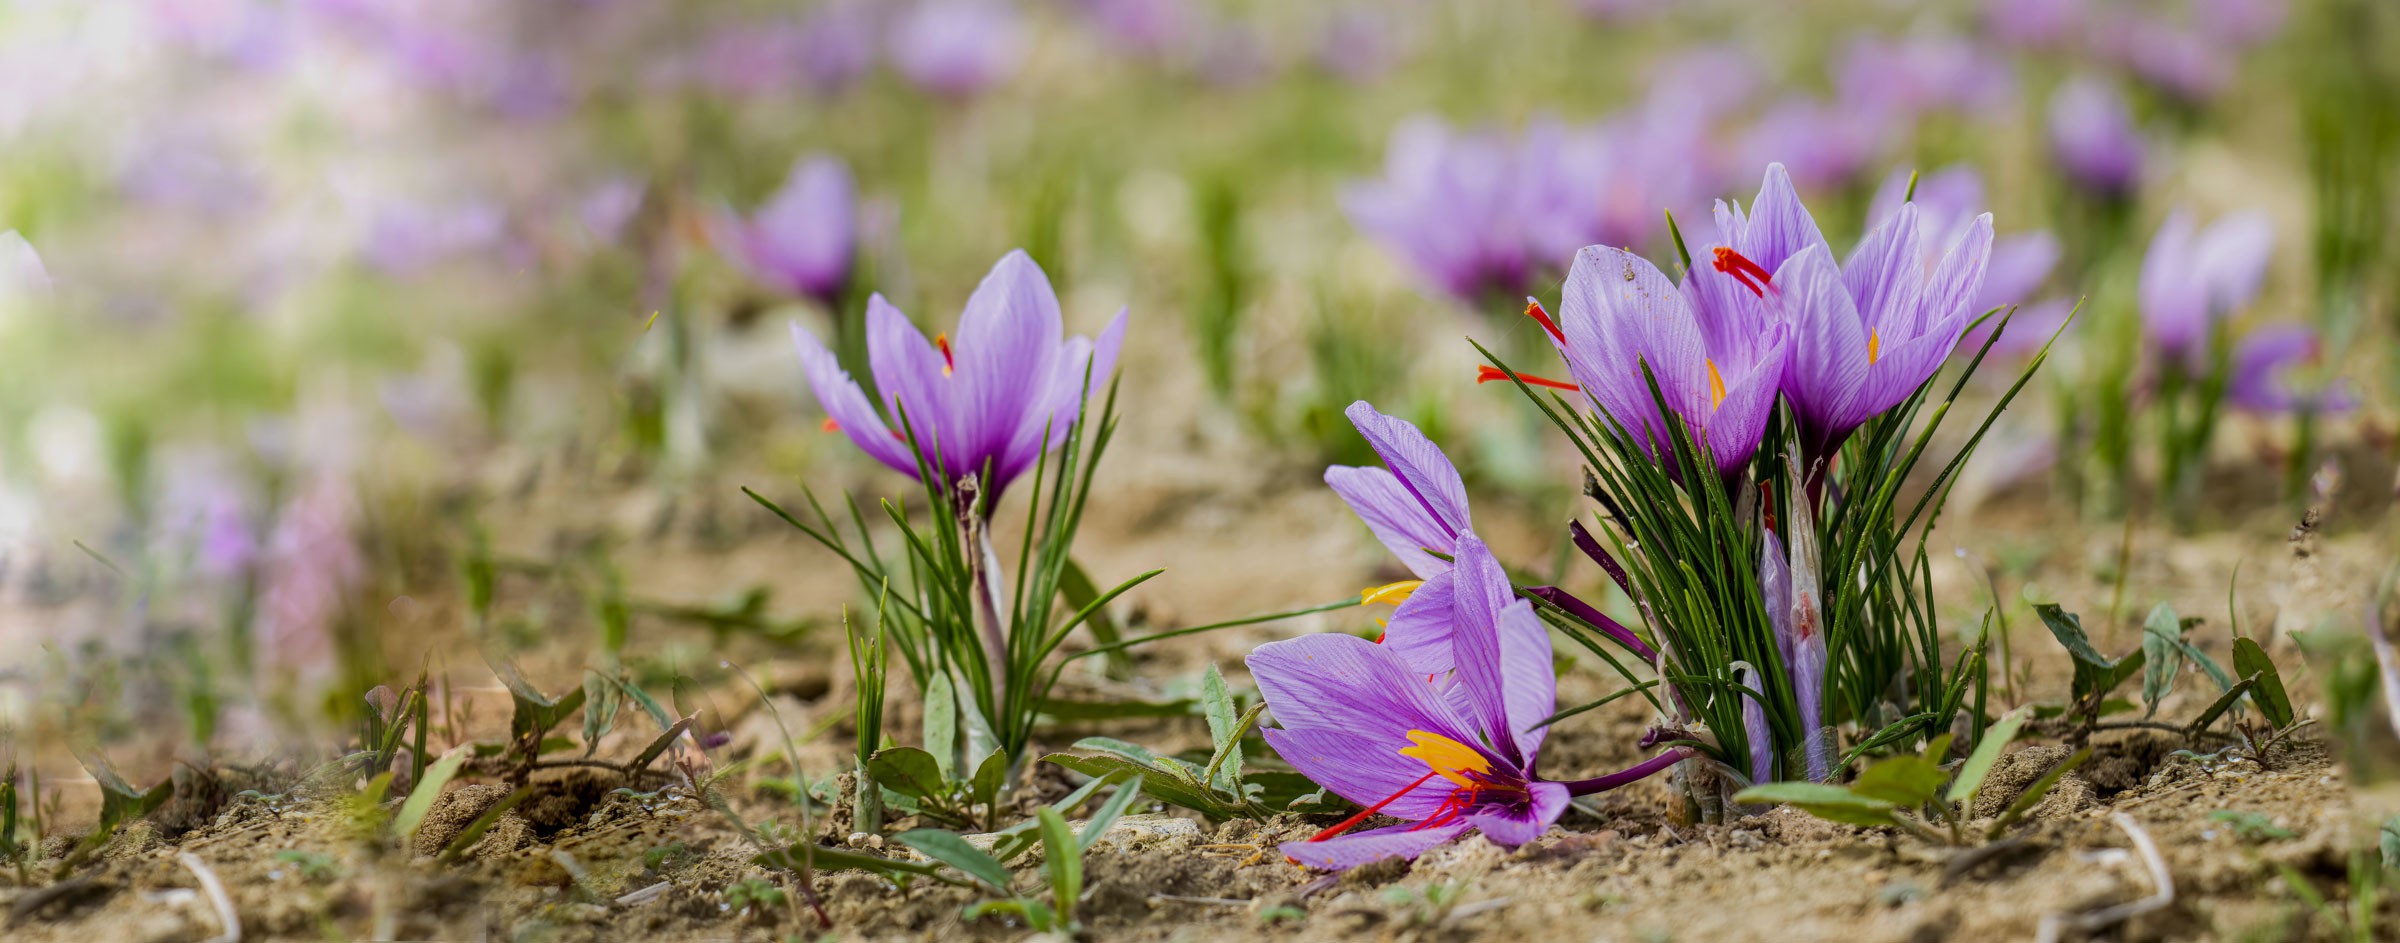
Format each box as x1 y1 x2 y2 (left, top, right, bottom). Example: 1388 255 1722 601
1523 585 1656 663
1558 746 1696 796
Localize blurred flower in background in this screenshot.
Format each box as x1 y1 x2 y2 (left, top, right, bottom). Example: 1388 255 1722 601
890 0 1023 99
2048 76 2146 196
2228 323 2354 414
2137 207 2274 367
708 155 860 308
1344 118 1546 306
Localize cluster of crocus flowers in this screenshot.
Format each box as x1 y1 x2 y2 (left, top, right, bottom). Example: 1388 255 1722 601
2133 209 2353 416
708 154 861 309
1512 164 1994 484
791 249 1127 507
1251 535 1693 870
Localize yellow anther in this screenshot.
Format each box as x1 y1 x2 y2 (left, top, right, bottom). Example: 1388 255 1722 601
1705 359 1727 411
1361 580 1424 606
1398 730 1492 787
1867 330 1881 366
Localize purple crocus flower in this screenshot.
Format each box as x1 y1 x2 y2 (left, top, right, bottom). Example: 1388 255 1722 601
1253 536 1692 870
796 1 877 93
707 154 857 307
1835 32 2015 120
1343 117 1542 304
791 250 1126 505
2228 325 2355 414
2195 0 2286 47
1983 0 2081 48
2047 76 2146 196
888 0 1021 99
1866 166 2061 354
1324 401 1472 581
2138 208 2273 369
1078 0 1189 56
1546 233 1792 484
2112 17 2232 103
1739 96 1891 192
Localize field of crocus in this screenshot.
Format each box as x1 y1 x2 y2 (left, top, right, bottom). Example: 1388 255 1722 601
1 1 2396 941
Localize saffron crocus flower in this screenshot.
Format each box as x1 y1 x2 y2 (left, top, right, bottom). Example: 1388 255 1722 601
2047 76 2145 196
1252 536 1691 870
707 154 857 308
791 250 1126 505
1343 117 1542 304
1752 164 1992 462
889 0 1021 99
1324 401 1472 581
1866 166 2061 355
2228 324 2355 414
2138 208 2273 369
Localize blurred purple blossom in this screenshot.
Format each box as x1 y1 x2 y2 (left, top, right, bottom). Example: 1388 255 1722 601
2106 17 2232 103
2228 323 2354 413
889 0 1021 98
706 155 857 306
1078 0 1189 56
1984 0 2082 48
798 1 879 93
2138 207 2273 367
0 232 52 300
1836 32 2015 120
2194 0 2287 47
363 200 510 278
2047 76 2145 195
1344 118 1544 303
1740 96 1890 191
1315 6 1405 84
258 472 361 689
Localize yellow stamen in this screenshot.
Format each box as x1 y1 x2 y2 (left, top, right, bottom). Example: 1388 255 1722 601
1360 580 1423 606
1867 330 1881 365
1398 730 1492 787
1705 359 1727 411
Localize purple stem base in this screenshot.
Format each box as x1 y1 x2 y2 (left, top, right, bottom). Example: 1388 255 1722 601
1524 585 1657 664
1558 746 1697 796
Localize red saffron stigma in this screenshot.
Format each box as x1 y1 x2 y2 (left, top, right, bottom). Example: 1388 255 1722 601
1476 364 1580 392
820 417 841 432
934 332 955 372
1711 247 1775 298
1522 299 1565 344
1308 771 1440 843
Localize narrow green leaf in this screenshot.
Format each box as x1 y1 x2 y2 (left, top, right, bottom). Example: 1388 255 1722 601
1041 754 1236 821
895 829 1013 893
1078 776 1147 853
1732 782 1901 828
2187 676 2258 737
393 748 469 841
1071 736 1168 765
760 844 942 881
582 670 621 757
438 786 534 862
2231 638 2294 728
924 673 958 779
1199 665 1244 794
1037 808 1081 922
1949 707 2028 806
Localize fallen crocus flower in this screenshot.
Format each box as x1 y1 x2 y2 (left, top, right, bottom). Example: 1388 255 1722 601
1251 535 1693 870
1324 400 1474 581
791 249 1126 505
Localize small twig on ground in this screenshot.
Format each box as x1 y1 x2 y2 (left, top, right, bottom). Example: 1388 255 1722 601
177 852 242 943
616 881 671 906
6 875 101 926
1149 894 1251 906
2034 813 2174 943
1446 898 1513 922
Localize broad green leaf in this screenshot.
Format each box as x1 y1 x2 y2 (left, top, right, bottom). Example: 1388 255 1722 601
2140 604 2183 719
2231 637 2294 728
1949 707 2029 805
924 672 957 779
1200 664 1244 794
2187 676 2257 736
1078 776 1147 853
1201 703 1266 796
1041 753 1235 821
1850 756 1946 808
970 749 1008 815
867 747 947 802
394 748 469 841
1036 808 1081 923
1986 748 2091 840
1071 736 1167 766
1732 782 1901 828
2034 604 2135 702
581 670 621 757
895 828 1012 893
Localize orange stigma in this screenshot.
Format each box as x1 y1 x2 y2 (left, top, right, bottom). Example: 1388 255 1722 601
1522 299 1565 344
934 333 955 375
1476 364 1581 392
1710 247 1775 297
820 417 841 432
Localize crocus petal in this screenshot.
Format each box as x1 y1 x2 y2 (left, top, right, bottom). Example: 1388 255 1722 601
1378 567 1460 679
954 250 1064 474
2194 211 2274 317
1772 246 1870 443
1702 322 1788 476
1759 530 1795 671
1344 401 1471 544
1279 820 1472 871
1463 781 1568 847
1841 201 1925 336
1325 466 1455 580
791 321 916 474
1917 213 1996 340
1557 246 1692 451
1248 632 1475 758
865 295 961 475
1443 535 1522 764
1492 594 1557 761
1734 663 1773 785
1259 725 1455 821
1734 163 1832 275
